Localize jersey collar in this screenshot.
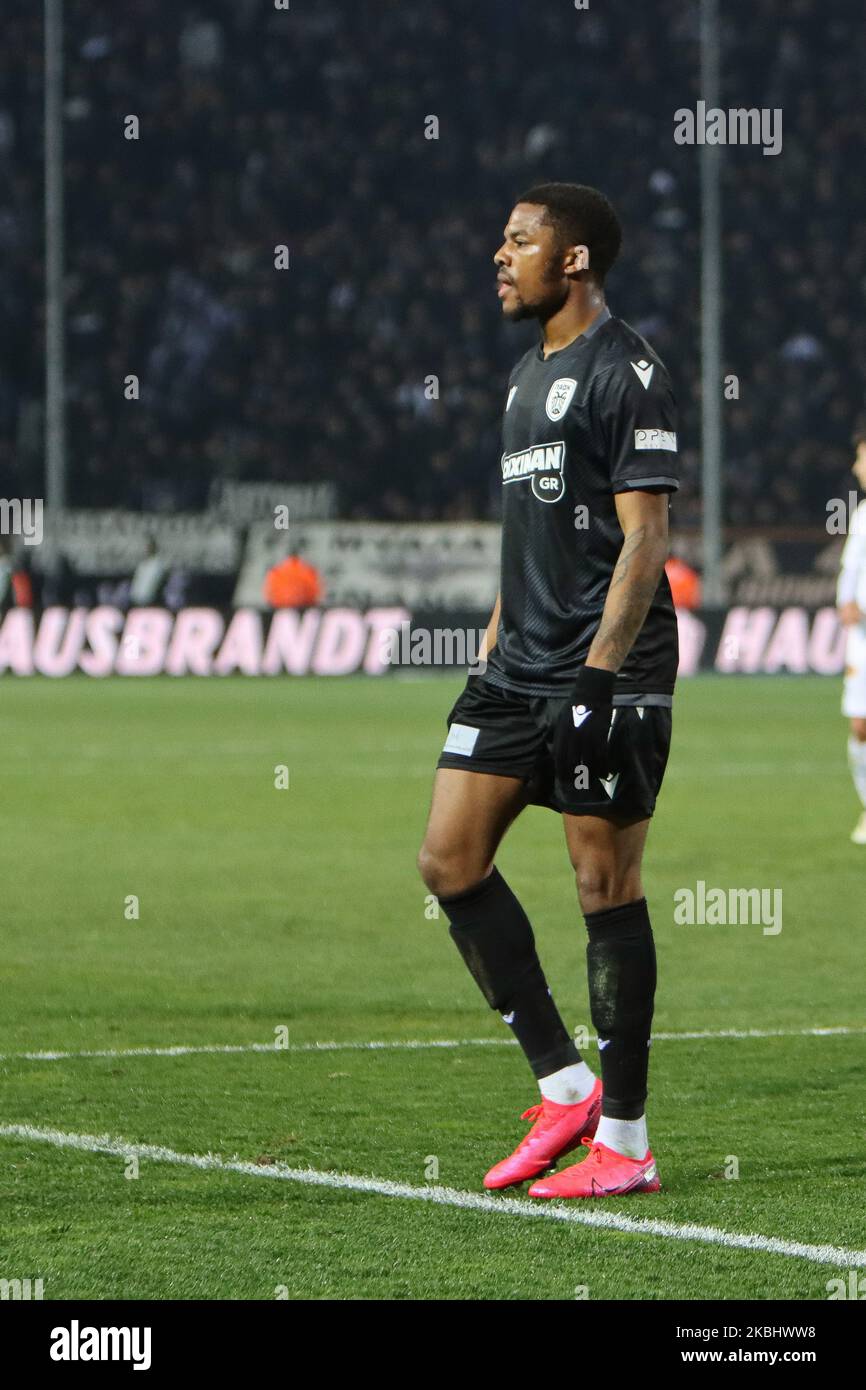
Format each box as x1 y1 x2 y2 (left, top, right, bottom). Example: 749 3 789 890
536 304 612 361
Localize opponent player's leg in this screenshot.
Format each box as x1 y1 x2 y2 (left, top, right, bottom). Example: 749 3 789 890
530 813 659 1199
842 623 866 842
847 717 866 844
418 768 600 1187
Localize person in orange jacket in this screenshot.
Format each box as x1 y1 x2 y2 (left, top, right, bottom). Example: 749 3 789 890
664 554 701 611
262 553 324 608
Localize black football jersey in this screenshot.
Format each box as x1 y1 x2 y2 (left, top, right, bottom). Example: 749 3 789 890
483 306 680 702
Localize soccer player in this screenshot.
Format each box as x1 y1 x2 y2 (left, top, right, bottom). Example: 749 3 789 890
836 430 866 845
418 184 679 1199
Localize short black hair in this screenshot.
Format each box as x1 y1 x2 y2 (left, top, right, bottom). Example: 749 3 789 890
852 421 866 449
516 182 622 285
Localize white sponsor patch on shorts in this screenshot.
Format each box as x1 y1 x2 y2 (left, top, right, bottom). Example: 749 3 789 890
634 428 677 451
443 723 480 756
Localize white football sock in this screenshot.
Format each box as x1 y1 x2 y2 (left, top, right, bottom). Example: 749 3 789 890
848 737 866 810
539 1060 596 1104
594 1114 648 1159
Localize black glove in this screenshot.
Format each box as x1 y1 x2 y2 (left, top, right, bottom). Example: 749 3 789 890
554 665 616 785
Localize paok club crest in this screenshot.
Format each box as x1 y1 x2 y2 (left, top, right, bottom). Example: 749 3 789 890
545 377 578 422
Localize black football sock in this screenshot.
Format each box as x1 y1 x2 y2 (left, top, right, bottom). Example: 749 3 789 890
439 868 580 1080
585 897 656 1120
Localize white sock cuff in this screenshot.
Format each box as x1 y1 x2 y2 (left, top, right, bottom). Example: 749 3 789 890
594 1114 649 1160
538 1060 596 1104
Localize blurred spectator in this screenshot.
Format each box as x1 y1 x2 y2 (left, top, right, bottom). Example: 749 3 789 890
129 536 168 604
263 553 323 608
11 549 34 608
0 536 13 606
162 567 190 611
665 555 702 611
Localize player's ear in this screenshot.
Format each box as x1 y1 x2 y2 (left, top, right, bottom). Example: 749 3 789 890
564 244 590 278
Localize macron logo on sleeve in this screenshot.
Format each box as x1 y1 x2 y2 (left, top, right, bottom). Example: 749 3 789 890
630 359 655 390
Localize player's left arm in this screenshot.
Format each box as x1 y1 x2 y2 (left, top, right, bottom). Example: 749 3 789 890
554 493 670 780
587 353 679 672
552 356 679 779
587 490 670 672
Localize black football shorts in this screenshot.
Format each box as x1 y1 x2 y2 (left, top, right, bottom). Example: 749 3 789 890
436 675 673 820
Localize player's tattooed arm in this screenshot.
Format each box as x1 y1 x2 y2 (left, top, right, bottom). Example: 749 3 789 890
587 491 670 673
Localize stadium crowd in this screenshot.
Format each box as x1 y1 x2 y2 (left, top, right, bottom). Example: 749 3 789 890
1 0 863 527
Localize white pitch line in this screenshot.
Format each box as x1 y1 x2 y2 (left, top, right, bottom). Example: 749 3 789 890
2 1025 865 1064
1 1121 863 1270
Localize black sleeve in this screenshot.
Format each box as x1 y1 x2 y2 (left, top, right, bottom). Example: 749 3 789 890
598 357 680 494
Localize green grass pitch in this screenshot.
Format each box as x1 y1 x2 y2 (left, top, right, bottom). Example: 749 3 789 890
1 674 864 1300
